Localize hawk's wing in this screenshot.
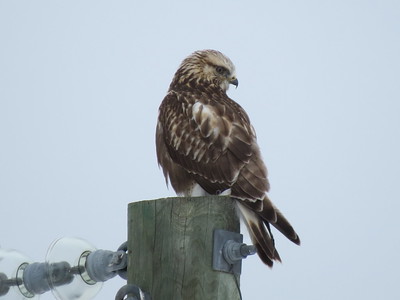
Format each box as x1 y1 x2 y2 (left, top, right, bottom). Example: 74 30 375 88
156 89 299 267
157 89 268 199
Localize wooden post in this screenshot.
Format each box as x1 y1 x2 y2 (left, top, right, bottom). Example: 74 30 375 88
127 196 241 300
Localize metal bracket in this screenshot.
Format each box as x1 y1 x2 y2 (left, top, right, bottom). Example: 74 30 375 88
115 284 151 300
117 241 128 280
212 229 257 275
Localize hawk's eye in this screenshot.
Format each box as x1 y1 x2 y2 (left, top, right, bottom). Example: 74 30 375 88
215 66 225 75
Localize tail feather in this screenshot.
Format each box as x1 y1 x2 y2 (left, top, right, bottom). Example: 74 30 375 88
261 196 300 245
236 202 280 267
272 209 301 245
241 196 300 245
236 196 300 266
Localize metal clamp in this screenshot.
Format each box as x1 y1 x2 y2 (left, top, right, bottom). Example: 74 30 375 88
117 241 128 280
115 284 151 300
213 229 257 275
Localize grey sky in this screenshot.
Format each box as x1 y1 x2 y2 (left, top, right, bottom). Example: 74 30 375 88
1 1 399 299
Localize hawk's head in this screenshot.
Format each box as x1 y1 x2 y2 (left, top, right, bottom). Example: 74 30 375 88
171 49 238 92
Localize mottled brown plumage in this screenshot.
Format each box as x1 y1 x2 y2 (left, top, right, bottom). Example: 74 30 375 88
156 49 300 267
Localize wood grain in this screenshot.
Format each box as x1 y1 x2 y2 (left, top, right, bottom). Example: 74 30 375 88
127 196 241 300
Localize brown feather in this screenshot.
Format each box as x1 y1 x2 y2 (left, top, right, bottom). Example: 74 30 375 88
236 203 280 267
241 196 301 245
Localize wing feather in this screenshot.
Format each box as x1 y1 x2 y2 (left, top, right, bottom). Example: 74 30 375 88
157 89 257 195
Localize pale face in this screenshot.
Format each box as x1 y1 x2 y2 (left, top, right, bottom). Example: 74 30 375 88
201 51 238 91
177 50 238 91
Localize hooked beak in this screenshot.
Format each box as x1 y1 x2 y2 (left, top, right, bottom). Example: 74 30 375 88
229 77 239 88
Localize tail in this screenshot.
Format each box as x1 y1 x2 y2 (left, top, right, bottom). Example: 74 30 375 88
236 195 300 267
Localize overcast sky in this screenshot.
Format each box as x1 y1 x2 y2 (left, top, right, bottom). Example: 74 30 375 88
1 1 399 299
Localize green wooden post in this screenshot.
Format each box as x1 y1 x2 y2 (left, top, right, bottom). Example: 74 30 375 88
127 196 241 300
